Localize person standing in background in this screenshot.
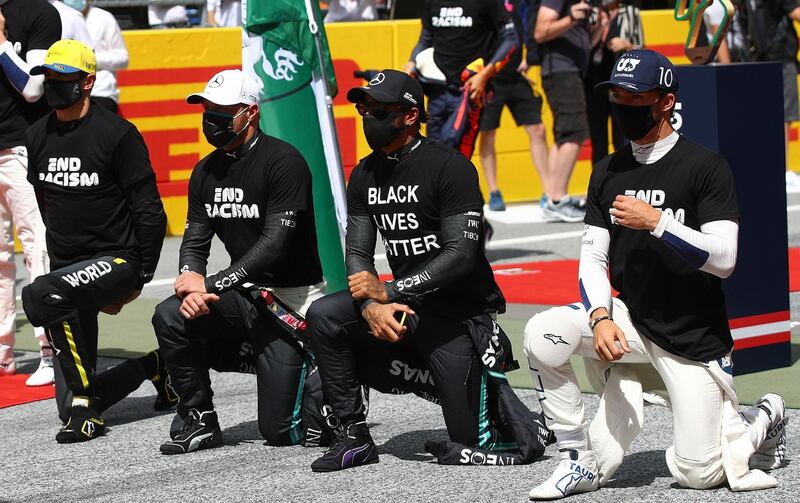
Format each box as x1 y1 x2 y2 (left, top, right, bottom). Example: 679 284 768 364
0 0 59 385
404 0 517 159
49 0 93 48
741 0 800 193
478 0 549 212
584 0 643 165
207 0 242 27
65 0 129 114
535 0 603 222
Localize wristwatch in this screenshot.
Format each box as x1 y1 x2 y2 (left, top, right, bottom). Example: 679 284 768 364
589 315 612 332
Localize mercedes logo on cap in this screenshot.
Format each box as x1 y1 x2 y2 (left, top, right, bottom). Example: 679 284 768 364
369 73 385 86
209 74 225 88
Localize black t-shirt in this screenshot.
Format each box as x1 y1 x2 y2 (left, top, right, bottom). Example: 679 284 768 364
0 0 61 150
539 0 591 76
25 106 156 268
347 137 505 319
423 0 511 85
585 136 740 362
187 132 322 288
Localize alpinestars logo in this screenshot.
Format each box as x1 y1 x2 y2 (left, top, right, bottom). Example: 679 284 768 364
432 7 473 27
41 158 99 187
543 333 568 346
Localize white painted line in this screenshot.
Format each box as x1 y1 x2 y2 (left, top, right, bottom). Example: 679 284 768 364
486 230 584 249
731 321 791 340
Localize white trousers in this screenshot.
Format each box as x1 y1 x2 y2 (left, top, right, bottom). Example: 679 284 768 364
523 298 750 489
0 147 49 350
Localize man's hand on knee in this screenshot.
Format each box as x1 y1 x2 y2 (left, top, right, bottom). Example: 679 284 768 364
179 292 220 320
174 271 207 299
592 320 630 362
362 302 414 343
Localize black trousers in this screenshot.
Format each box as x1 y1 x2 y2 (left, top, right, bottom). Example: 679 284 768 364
22 256 146 417
308 290 488 447
152 289 312 446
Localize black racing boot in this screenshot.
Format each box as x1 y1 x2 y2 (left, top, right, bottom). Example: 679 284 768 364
56 404 105 443
159 409 223 455
311 421 378 472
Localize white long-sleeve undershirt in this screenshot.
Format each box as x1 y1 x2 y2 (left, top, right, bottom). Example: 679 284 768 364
579 219 739 316
0 43 47 102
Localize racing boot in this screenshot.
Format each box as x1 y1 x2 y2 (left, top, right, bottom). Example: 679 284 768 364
56 399 105 443
160 409 223 455
747 393 788 471
529 449 598 500
311 421 379 472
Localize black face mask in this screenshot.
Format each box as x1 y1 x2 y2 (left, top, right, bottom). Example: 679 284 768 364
203 108 249 149
611 102 659 142
363 111 406 151
44 79 83 110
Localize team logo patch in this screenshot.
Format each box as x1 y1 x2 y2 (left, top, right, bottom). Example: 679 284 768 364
209 74 224 88
616 57 641 73
543 333 568 346
369 73 385 86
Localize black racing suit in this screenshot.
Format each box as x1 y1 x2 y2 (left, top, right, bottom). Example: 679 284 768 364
308 137 552 464
21 105 167 419
152 131 334 446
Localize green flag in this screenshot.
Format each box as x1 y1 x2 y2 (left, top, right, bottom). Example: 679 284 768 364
244 0 347 292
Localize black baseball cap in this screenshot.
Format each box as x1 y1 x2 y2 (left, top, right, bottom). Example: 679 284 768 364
347 69 427 123
595 49 679 94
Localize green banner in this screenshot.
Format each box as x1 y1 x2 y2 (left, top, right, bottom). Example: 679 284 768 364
250 40 346 292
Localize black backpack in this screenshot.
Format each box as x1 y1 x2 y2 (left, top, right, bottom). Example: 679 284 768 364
522 0 543 66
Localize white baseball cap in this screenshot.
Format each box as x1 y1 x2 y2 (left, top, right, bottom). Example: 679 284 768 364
186 69 259 107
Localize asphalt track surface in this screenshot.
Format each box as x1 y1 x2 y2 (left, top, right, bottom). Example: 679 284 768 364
4 194 800 502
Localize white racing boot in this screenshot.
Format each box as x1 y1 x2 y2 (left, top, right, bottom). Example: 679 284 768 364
529 449 599 500
747 393 787 471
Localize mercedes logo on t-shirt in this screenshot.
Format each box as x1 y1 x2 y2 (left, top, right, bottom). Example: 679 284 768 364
369 73 385 86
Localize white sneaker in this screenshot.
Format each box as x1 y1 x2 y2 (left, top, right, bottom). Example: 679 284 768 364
0 345 15 376
529 450 599 500
786 171 800 194
541 197 586 223
25 357 55 386
749 393 787 471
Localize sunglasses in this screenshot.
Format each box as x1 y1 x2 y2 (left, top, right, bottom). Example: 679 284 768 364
355 101 405 120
